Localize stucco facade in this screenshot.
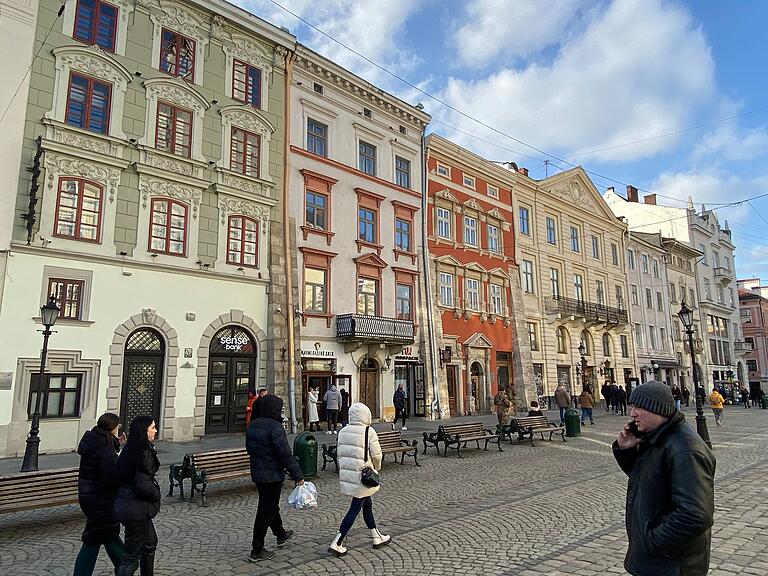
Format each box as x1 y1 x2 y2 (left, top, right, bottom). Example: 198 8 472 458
738 279 768 394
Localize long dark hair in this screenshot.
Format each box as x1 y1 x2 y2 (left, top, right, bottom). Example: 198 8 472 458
118 415 155 467
96 412 120 433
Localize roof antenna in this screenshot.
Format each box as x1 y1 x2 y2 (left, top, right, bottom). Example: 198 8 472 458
544 159 549 178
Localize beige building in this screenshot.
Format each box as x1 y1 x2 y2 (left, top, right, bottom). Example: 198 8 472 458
511 167 638 402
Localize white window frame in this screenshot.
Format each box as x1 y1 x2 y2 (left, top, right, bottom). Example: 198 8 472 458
486 184 499 198
570 226 580 252
550 268 560 298
631 284 639 306
487 224 500 253
522 260 535 294
149 4 209 86
463 174 476 189
436 162 450 177
591 235 600 260
546 216 557 244
490 284 503 315
222 34 275 111
463 216 478 247
217 106 275 182
627 249 635 270
465 278 480 310
574 274 584 301
436 207 452 239
596 280 605 305
62 0 134 56
439 272 454 307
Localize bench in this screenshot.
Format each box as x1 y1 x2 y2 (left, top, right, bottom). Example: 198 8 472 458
499 416 565 447
189 448 250 507
321 444 338 472
0 467 79 514
322 429 420 472
438 422 502 458
168 458 193 501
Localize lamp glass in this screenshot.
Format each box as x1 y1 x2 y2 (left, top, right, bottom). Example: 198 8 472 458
678 302 693 330
40 296 60 327
578 342 586 356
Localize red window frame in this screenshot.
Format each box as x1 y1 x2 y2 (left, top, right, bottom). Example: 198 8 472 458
48 278 85 320
148 198 187 256
65 72 112 134
230 127 260 177
226 215 259 267
159 28 195 81
53 177 103 243
73 0 118 52
155 101 192 158
232 59 262 108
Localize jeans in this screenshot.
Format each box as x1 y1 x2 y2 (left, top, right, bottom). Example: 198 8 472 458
396 408 407 428
252 481 286 553
675 399 681 410
73 538 125 576
116 519 156 576
559 407 567 422
326 409 339 431
581 407 593 423
339 497 376 540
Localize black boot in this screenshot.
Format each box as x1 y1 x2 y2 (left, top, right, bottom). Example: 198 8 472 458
139 553 154 576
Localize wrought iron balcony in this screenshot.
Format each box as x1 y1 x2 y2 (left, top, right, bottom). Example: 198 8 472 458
713 267 733 281
336 314 414 344
734 340 753 352
544 296 628 324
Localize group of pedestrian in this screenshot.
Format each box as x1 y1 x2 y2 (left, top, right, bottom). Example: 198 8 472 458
306 384 350 434
600 381 628 416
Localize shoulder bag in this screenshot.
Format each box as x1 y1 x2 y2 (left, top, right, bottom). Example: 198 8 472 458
360 426 380 488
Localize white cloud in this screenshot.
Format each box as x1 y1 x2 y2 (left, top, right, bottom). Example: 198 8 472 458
452 0 587 68
438 0 716 164
691 122 768 163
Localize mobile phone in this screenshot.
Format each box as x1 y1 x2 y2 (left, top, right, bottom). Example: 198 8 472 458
627 421 640 436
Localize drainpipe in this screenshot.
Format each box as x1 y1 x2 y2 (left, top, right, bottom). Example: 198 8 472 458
420 133 441 419
283 50 297 433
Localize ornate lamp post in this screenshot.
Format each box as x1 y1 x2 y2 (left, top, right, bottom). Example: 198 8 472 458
678 302 712 448
577 341 588 407
652 362 660 381
21 296 60 472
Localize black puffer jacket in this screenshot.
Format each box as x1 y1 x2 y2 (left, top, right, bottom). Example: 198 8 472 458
113 445 161 522
246 395 303 484
77 427 121 543
613 412 716 576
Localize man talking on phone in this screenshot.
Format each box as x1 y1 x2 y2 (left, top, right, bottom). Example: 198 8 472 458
613 380 716 576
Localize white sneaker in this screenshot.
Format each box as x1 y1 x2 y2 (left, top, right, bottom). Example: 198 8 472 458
401 426 407 431
370 528 391 548
332 430 337 435
328 533 348 557
391 423 396 431
325 431 332 435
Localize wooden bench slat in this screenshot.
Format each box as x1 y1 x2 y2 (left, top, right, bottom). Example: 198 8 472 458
0 467 79 515
425 422 502 458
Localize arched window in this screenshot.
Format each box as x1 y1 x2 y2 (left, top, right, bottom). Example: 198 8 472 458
581 330 593 356
54 178 103 242
556 326 569 354
602 333 612 357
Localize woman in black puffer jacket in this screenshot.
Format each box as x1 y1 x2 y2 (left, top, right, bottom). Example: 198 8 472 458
114 416 161 576
73 412 125 576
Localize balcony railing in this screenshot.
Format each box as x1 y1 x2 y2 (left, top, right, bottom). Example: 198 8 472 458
544 296 628 324
336 314 415 344
713 267 733 281
734 340 754 352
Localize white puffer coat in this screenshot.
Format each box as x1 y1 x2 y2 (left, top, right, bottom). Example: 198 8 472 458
337 403 382 498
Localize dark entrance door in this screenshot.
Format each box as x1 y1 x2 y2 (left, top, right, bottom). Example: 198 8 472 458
360 364 379 418
121 329 165 432
446 365 458 417
206 326 257 434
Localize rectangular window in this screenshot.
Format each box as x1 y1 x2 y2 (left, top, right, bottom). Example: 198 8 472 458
490 284 503 315
546 217 557 244
649 326 657 350
436 207 451 239
463 216 477 247
657 291 664 312
620 335 629 358
747 359 758 372
596 280 605 305
689 288 695 306
591 235 600 259
574 274 584 302
395 218 411 252
149 198 187 255
159 28 195 81
304 267 327 312
358 207 376 243
519 207 530 235
723 256 730 271
28 373 82 419
635 323 643 348
357 277 378 316
48 278 85 320
436 163 450 177
627 249 635 270
396 283 412 321
570 226 580 252
305 191 327 230
226 216 258 267
439 272 454 307
712 252 720 268
550 268 560 298
306 119 327 157
54 178 102 242
465 278 480 310
660 327 667 351
358 141 376 176
73 0 118 52
611 243 619 266
645 288 653 308
615 285 624 308
230 127 260 177
522 260 535 294
156 102 192 157
232 60 261 108
527 322 539 351
669 283 677 302
486 184 499 198
717 285 724 305
463 175 476 189
652 258 659 278
729 288 734 307
699 244 708 265
631 284 639 306
395 156 411 188
704 278 711 300
487 224 499 253
641 254 649 273
66 73 111 134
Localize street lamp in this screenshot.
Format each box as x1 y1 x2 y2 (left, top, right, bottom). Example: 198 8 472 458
577 341 588 407
678 302 712 448
21 295 60 472
652 362 660 380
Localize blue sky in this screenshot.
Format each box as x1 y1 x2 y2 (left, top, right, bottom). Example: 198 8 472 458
236 0 768 282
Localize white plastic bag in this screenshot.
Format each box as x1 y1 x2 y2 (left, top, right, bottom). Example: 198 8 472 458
287 481 318 509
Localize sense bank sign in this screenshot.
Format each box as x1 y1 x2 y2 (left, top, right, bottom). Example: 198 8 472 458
220 333 250 351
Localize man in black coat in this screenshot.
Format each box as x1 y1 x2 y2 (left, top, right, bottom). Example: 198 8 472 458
613 381 716 576
246 394 304 562
601 382 612 412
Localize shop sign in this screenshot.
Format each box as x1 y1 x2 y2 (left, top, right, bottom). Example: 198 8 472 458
396 346 420 362
220 333 249 351
300 349 336 358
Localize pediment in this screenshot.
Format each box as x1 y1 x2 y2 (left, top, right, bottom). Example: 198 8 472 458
464 332 494 349
353 252 388 268
540 167 619 224
488 267 510 279
435 188 459 203
435 255 463 267
464 261 487 273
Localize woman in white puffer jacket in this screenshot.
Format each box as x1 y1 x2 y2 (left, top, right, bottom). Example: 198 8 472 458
328 402 391 556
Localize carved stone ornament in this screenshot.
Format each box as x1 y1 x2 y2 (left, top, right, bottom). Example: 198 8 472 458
221 174 270 197
224 35 275 73
436 189 459 203
218 197 270 226
503 317 512 327
142 308 157 325
54 130 112 155
56 45 131 86
140 177 201 218
150 3 205 35
45 154 121 203
552 178 592 207
147 82 208 112
222 109 274 137
210 14 227 41
463 198 480 212
149 154 194 177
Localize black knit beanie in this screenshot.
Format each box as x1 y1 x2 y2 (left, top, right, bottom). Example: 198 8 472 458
628 380 676 417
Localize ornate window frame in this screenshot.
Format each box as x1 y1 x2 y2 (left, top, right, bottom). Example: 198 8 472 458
216 193 271 279
222 34 275 111
300 98 337 157
62 0 134 56
148 2 208 86
217 105 275 184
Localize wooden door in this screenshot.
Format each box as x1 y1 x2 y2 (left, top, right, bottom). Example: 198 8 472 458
446 365 458 417
359 370 379 418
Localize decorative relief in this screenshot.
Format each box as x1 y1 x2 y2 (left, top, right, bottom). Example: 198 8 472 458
55 45 131 86
552 178 592 208
148 83 208 112
223 110 274 137
149 154 194 177
139 177 201 218
45 154 121 203
218 197 270 226
463 199 480 211
54 130 113 155
142 308 157 324
221 174 271 197
436 189 459 203
150 3 205 34
224 36 275 73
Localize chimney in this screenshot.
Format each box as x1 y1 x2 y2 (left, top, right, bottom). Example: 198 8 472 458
518 167 528 177
606 186 615 194
644 194 656 205
626 185 638 202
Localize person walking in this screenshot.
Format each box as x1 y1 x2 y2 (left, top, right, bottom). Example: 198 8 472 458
601 381 612 413
307 387 320 432
682 385 691 408
554 383 571 424
613 380 716 576
493 385 512 427
328 403 390 556
323 384 342 435
392 383 407 431
609 382 620 415
616 385 628 416
671 384 682 411
709 387 725 427
578 389 595 425
246 394 304 562
740 386 750 409
73 413 125 576
339 386 350 426
114 416 161 576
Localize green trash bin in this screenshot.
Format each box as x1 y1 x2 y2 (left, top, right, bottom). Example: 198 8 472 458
762 396 768 410
294 431 318 479
565 407 581 437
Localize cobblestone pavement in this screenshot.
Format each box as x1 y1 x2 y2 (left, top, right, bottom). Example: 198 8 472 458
1 406 767 576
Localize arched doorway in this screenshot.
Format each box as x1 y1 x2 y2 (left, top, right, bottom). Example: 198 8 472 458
121 328 165 431
469 362 484 415
359 357 379 419
206 326 257 434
